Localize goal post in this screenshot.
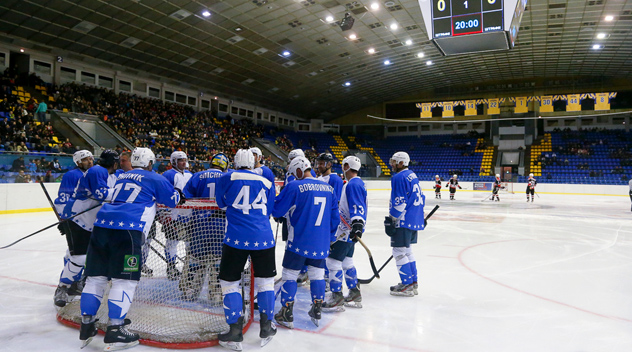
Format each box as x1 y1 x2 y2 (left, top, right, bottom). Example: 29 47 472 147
56 199 254 349
500 182 514 194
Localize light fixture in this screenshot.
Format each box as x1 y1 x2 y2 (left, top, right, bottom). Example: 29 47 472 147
325 15 334 22
417 52 425 58
19 48 25 53
202 10 211 17
605 15 614 21
344 82 351 86
592 44 602 50
371 2 379 10
390 23 398 30
426 60 433 65
235 27 243 32
596 33 607 39
214 96 218 100
367 48 376 54
340 13 355 31
349 34 357 40
282 51 291 57
384 60 391 65
405 39 412 46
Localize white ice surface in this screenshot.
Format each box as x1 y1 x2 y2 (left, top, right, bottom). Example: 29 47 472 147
1 189 632 352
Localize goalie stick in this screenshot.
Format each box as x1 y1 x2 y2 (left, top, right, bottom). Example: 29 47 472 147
358 204 440 284
338 216 380 279
0 202 103 249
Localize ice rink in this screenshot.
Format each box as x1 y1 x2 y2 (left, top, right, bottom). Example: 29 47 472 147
1 187 632 352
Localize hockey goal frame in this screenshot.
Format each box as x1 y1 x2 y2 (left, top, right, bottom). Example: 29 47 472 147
56 199 255 349
500 182 515 194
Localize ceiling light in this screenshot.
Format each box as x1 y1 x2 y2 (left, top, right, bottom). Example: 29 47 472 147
349 34 357 40
596 33 607 39
371 3 379 9
367 48 376 54
592 44 602 50
344 82 351 86
19 48 25 53
417 52 425 58
384 60 391 65
426 60 433 65
390 23 398 30
202 10 211 17
405 39 412 45
282 51 291 57
604 15 614 21
235 27 243 32
325 16 334 22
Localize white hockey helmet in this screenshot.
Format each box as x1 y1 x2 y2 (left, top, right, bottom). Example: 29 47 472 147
249 147 263 157
170 151 187 166
496 174 501 180
529 173 534 177
435 175 440 179
234 149 255 169
453 174 458 179
342 155 361 172
288 149 305 161
73 150 93 165
131 147 155 168
390 151 410 166
287 156 311 179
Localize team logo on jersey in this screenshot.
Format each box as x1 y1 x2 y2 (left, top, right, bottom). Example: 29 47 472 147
124 255 139 272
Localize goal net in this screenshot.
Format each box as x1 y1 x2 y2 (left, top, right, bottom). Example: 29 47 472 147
56 199 254 348
500 182 514 194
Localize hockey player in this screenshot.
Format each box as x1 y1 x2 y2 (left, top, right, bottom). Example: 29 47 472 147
433 175 442 199
115 151 133 176
384 151 425 297
316 153 343 201
55 150 119 308
215 149 277 350
53 150 93 304
446 174 462 200
323 156 366 311
161 151 193 280
250 147 276 184
179 153 230 301
526 173 537 202
79 147 182 350
492 174 504 201
273 157 340 328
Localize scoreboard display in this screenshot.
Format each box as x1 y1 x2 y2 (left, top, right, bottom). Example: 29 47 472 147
417 0 527 56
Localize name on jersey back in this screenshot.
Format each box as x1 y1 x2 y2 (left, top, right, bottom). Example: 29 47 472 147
298 183 334 193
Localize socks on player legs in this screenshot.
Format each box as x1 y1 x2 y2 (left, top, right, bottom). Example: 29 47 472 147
255 277 275 321
59 254 85 285
220 279 244 325
342 257 358 289
107 279 138 325
80 276 109 316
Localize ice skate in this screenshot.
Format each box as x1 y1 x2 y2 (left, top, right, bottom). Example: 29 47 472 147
274 301 294 329
412 282 419 295
103 319 139 351
344 287 363 308
390 282 414 297
167 262 181 281
218 317 244 351
308 299 322 327
54 284 69 307
322 291 345 312
79 316 98 349
296 272 309 287
259 314 277 347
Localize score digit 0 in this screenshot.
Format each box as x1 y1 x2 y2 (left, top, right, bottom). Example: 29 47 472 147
488 0 495 3
438 0 446 11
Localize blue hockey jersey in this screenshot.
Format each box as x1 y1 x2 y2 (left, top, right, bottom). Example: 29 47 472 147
254 165 275 184
162 169 192 190
336 176 367 242
93 169 180 236
272 178 340 259
284 169 316 186
318 173 343 202
54 167 85 214
62 165 115 231
216 170 276 250
389 169 425 230
183 169 225 199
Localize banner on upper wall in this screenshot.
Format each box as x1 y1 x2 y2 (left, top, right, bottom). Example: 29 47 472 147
535 95 554 113
464 100 478 116
591 92 617 111
415 102 433 118
509 96 530 113
440 101 454 118
485 98 504 115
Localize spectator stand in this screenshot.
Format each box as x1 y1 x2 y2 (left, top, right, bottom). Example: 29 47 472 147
0 152 74 183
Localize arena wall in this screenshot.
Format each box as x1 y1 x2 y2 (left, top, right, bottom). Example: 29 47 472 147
0 182 627 214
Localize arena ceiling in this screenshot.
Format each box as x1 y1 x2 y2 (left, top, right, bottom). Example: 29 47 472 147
0 0 631 120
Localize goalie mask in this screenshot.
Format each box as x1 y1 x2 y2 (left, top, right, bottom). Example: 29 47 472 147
211 153 229 171
131 148 155 168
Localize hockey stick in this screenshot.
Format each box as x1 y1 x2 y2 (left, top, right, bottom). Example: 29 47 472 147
40 182 61 221
338 216 380 279
0 203 103 249
358 204 440 285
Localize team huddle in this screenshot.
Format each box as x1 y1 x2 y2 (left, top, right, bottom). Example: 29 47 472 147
51 147 426 351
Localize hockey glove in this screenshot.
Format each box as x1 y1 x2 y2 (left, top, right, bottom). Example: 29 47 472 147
384 216 397 237
176 188 186 206
350 220 364 242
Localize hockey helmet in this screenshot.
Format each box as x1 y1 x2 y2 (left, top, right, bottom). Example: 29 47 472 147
170 151 188 168
234 149 255 169
316 153 335 163
98 149 119 168
73 150 93 165
453 174 458 179
287 156 311 179
529 173 534 177
131 147 155 168
495 174 501 180
288 149 305 161
390 151 410 166
249 147 263 157
342 155 361 172
211 153 229 171
435 175 440 179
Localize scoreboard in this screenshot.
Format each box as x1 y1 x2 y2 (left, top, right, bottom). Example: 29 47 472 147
417 0 527 56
